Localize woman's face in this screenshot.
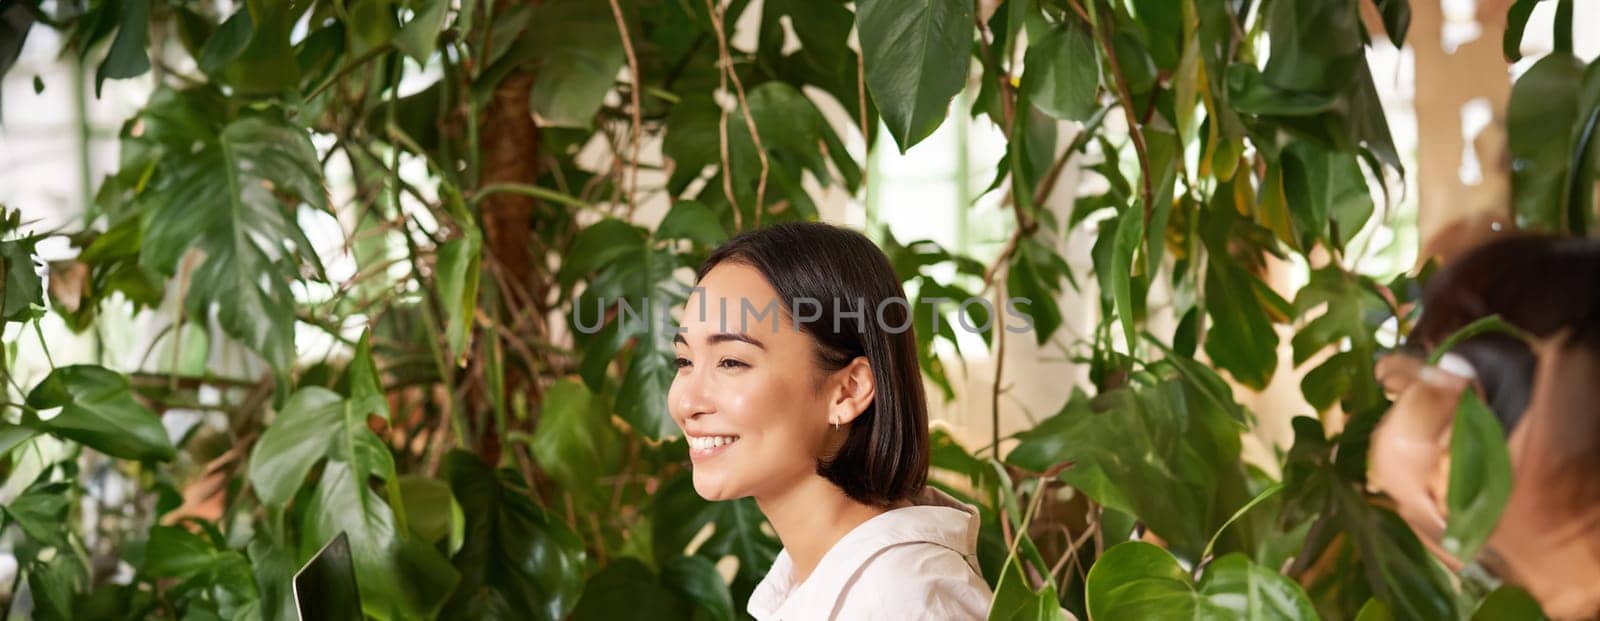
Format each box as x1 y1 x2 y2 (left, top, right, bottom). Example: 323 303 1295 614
668 263 836 501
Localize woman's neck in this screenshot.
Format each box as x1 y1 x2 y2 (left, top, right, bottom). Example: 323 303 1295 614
756 474 891 587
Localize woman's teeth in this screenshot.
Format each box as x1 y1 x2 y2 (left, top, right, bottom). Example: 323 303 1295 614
689 435 740 451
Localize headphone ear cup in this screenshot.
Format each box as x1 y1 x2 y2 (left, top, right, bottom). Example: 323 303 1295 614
1452 334 1537 434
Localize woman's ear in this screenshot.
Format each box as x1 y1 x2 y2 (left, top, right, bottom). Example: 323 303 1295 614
827 357 875 426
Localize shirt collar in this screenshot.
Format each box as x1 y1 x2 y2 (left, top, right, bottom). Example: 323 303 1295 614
746 486 983 619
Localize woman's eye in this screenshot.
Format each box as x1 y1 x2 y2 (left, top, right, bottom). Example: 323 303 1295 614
673 357 692 369
718 359 747 369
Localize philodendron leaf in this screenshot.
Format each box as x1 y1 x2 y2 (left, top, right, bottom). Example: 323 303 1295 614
246 387 344 508
570 558 692 621
1443 391 1512 562
1085 542 1316 620
25 365 175 461
528 379 622 506
656 200 728 248
441 450 588 621
1507 53 1584 232
856 0 973 152
301 461 459 621
526 0 625 128
652 473 780 608
661 555 736 621
2 481 72 546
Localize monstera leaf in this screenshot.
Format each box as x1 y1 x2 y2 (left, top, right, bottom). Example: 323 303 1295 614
124 86 322 385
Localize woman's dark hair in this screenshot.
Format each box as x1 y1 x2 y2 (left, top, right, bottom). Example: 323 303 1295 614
695 222 929 508
1411 234 1600 431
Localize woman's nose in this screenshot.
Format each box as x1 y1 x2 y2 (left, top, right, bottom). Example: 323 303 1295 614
670 364 714 422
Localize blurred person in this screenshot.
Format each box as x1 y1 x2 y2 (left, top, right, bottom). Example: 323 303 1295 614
1370 234 1600 619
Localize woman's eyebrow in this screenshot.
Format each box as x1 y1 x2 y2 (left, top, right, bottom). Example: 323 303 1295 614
672 332 767 350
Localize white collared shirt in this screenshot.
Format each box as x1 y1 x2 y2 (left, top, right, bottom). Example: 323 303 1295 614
747 486 994 620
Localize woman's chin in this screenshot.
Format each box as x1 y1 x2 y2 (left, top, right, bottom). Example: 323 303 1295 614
691 473 741 501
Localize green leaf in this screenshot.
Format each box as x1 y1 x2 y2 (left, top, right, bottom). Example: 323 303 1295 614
95 0 151 97
1442 391 1513 562
143 525 248 584
1007 381 1243 558
1111 205 1144 353
27 551 85 621
1022 21 1099 122
442 450 587 621
989 554 1070 620
656 200 728 248
661 555 736 621
1225 63 1338 117
221 0 299 94
301 460 460 621
1085 542 1316 619
1562 58 1600 236
436 229 483 362
1507 53 1584 231
196 7 253 75
526 0 625 128
1471 586 1548 620
395 0 449 63
1329 484 1459 621
1281 141 1374 251
1129 0 1182 71
1503 0 1539 61
0 422 38 456
0 236 43 322
25 365 175 461
1202 253 1278 390
560 219 648 288
528 379 622 506
1372 0 1411 48
136 93 326 381
1290 267 1388 412
1260 0 1362 95
570 558 691 621
856 0 974 152
246 387 345 508
1198 554 1320 619
346 329 390 422
652 473 779 605
2 481 72 546
397 475 463 553
1008 240 1063 346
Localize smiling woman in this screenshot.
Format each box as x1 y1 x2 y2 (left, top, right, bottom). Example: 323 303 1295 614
668 222 994 619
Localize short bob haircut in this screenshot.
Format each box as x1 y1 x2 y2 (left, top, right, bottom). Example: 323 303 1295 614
695 222 929 508
1410 234 1600 431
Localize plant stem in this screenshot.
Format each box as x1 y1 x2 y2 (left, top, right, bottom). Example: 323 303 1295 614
1076 0 1156 220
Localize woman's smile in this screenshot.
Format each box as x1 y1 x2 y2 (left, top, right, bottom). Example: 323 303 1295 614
687 433 742 462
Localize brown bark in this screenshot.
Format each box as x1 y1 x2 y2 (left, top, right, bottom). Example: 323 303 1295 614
473 62 540 465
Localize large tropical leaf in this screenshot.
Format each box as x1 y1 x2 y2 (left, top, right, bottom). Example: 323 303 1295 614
441 450 588 621
133 87 325 382
24 364 174 461
856 0 973 151
1085 542 1317 619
